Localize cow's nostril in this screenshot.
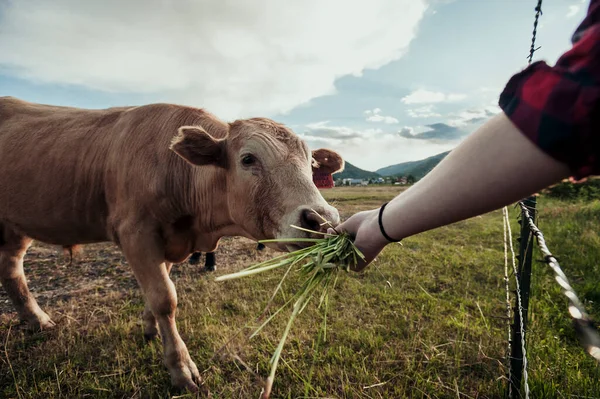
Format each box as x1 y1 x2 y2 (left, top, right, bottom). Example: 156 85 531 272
300 209 322 232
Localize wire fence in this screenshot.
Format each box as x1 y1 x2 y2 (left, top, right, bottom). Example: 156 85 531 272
503 198 600 399
502 205 529 399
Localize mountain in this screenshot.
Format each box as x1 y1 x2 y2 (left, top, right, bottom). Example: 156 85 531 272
334 150 451 181
375 150 451 179
335 161 381 180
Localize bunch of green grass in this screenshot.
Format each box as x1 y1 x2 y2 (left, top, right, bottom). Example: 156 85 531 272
215 222 364 398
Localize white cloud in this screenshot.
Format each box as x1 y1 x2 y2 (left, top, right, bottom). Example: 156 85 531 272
364 108 399 124
0 0 428 120
566 0 587 18
303 121 382 142
364 108 382 115
566 4 581 18
407 105 441 118
566 5 580 18
401 89 467 104
447 93 467 102
446 105 500 127
398 126 415 137
368 115 400 124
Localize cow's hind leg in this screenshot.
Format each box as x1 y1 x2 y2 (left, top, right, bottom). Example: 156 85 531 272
188 252 201 265
121 227 202 393
0 229 55 330
204 252 215 272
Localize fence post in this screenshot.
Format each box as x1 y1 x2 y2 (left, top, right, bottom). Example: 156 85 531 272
508 196 536 398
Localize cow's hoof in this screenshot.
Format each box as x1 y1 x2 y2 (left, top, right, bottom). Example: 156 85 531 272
143 320 159 342
144 331 158 342
170 358 205 395
204 265 216 272
188 257 201 265
24 313 56 331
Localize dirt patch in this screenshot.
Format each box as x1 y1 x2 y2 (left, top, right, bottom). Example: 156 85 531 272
0 236 273 319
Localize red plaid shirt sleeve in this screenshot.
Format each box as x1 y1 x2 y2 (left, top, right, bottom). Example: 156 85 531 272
498 0 600 180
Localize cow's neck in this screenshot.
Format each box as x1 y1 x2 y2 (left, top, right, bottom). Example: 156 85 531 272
188 170 257 251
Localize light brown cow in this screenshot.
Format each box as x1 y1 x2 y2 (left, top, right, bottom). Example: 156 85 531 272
0 96 342 393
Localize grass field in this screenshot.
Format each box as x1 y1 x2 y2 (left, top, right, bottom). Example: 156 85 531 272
1 186 599 398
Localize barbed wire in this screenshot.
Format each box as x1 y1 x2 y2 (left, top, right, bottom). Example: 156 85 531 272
527 0 544 64
503 206 530 399
518 203 600 362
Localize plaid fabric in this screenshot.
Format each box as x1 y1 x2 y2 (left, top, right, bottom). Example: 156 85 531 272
499 0 600 179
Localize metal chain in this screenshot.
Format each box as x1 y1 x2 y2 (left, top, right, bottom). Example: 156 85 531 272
519 203 600 361
527 0 543 64
504 207 530 399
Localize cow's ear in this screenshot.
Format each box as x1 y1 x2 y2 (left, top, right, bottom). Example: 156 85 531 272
170 126 227 168
311 148 344 174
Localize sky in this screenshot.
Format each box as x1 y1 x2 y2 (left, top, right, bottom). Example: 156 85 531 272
0 0 589 171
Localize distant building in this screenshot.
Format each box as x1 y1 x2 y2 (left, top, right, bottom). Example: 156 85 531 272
342 178 364 186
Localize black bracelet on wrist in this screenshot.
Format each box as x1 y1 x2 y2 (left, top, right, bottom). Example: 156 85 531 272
378 202 401 242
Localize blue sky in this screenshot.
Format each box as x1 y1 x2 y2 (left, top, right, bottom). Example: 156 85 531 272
0 0 588 171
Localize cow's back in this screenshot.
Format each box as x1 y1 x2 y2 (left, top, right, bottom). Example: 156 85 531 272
0 97 226 246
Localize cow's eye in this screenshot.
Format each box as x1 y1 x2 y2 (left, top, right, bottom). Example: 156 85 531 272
241 154 256 166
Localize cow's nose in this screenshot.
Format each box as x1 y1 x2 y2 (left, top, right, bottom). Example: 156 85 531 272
300 208 322 232
299 206 339 233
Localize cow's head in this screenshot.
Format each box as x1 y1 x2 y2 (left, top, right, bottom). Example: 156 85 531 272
311 148 345 175
170 118 343 251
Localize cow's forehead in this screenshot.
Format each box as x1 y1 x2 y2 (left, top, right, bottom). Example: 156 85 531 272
230 118 310 162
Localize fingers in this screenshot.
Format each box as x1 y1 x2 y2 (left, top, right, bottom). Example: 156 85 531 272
328 219 353 236
330 212 363 236
327 209 383 272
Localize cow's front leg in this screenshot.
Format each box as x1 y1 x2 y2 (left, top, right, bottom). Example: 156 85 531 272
142 261 173 342
121 231 201 392
142 302 157 342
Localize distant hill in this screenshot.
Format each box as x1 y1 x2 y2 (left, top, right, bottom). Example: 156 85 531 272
375 150 451 180
334 150 451 181
335 161 381 180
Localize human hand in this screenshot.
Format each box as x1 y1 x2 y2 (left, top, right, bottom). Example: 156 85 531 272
328 208 392 272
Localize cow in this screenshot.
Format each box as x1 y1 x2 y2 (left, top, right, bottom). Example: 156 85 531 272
187 243 264 271
0 96 343 393
190 148 345 271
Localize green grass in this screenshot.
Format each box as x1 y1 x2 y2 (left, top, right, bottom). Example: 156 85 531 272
0 187 598 398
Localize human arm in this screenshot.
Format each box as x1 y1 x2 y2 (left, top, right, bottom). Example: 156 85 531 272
334 112 571 271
